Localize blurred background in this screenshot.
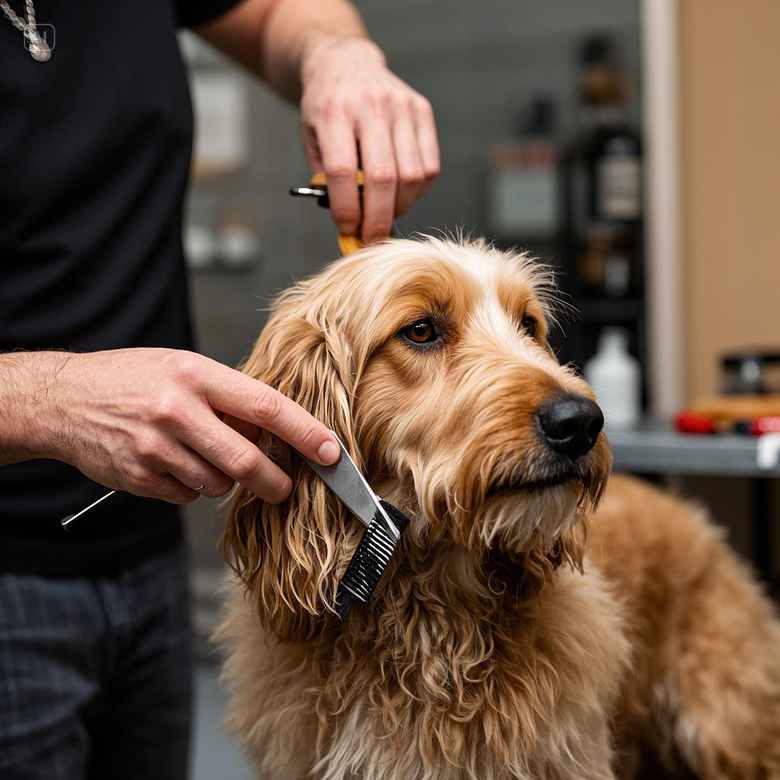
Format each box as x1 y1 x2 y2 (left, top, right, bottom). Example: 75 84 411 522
180 2 780 776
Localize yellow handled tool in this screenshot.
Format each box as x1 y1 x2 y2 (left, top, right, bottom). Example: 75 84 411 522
290 171 365 256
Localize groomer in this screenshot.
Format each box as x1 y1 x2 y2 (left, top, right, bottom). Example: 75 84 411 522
0 0 439 776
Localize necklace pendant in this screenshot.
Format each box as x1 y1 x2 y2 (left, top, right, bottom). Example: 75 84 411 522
26 30 51 62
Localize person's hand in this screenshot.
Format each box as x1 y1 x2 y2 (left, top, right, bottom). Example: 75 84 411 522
37 349 339 505
299 37 440 244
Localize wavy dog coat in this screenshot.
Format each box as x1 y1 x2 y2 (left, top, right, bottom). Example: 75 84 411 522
218 238 780 780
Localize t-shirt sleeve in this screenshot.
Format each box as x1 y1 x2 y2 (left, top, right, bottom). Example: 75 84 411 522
175 0 244 27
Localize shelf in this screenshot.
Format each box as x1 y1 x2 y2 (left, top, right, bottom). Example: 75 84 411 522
609 417 780 478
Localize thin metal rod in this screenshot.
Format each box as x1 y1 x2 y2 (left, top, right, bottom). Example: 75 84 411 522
61 490 116 530
289 186 327 198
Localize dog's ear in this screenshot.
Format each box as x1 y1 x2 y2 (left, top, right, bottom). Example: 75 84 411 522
222 287 361 641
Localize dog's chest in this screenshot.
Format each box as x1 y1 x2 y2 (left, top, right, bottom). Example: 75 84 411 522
285 569 630 780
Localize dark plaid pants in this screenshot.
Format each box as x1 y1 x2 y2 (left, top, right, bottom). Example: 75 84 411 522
0 543 192 780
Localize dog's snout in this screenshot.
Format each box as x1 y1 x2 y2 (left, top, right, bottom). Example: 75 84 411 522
535 394 604 459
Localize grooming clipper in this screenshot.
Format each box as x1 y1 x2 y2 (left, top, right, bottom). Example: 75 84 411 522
290 171 367 256
300 433 409 617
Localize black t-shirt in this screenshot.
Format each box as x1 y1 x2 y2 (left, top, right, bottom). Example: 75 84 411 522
0 0 240 575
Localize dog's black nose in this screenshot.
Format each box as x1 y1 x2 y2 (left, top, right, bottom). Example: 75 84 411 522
535 394 604 459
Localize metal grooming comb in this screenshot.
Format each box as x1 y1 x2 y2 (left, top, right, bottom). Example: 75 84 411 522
299 432 409 617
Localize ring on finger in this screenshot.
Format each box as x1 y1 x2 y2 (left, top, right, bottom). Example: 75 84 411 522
193 483 206 493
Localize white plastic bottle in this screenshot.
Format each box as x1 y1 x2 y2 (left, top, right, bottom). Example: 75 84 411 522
583 328 641 428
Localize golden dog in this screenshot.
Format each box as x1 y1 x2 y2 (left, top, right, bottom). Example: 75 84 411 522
217 237 780 779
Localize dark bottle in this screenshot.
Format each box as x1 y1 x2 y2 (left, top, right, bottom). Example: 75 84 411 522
584 107 642 228
573 36 642 300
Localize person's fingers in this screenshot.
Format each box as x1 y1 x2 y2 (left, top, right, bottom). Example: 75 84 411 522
358 102 397 244
170 356 338 466
391 109 426 216
210 376 339 464
413 96 440 198
318 109 361 235
222 413 260 446
128 418 233 502
301 124 324 174
160 442 235 499
181 411 294 503
133 471 200 505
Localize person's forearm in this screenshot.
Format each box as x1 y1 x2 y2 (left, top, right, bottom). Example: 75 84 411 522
0 347 340 505
192 0 440 243
194 0 380 104
0 351 67 465
260 0 379 103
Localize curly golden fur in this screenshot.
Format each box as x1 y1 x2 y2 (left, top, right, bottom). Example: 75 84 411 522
217 237 780 779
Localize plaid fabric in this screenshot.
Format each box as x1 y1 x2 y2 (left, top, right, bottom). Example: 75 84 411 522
0 543 192 779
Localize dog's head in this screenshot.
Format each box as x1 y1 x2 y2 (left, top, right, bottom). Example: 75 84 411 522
223 237 611 639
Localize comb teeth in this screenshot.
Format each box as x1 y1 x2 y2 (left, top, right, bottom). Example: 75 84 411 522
337 500 409 617
339 519 396 602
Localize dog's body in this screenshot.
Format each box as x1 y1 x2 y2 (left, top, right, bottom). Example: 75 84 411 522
218 238 780 779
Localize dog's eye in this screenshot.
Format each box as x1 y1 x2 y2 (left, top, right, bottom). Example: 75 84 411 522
521 316 538 339
402 318 437 344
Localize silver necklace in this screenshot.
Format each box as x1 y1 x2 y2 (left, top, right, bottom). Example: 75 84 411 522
1 0 51 62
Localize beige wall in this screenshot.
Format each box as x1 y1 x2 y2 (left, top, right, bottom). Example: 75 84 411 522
680 0 780 401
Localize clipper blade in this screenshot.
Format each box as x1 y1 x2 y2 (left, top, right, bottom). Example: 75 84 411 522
337 500 409 618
